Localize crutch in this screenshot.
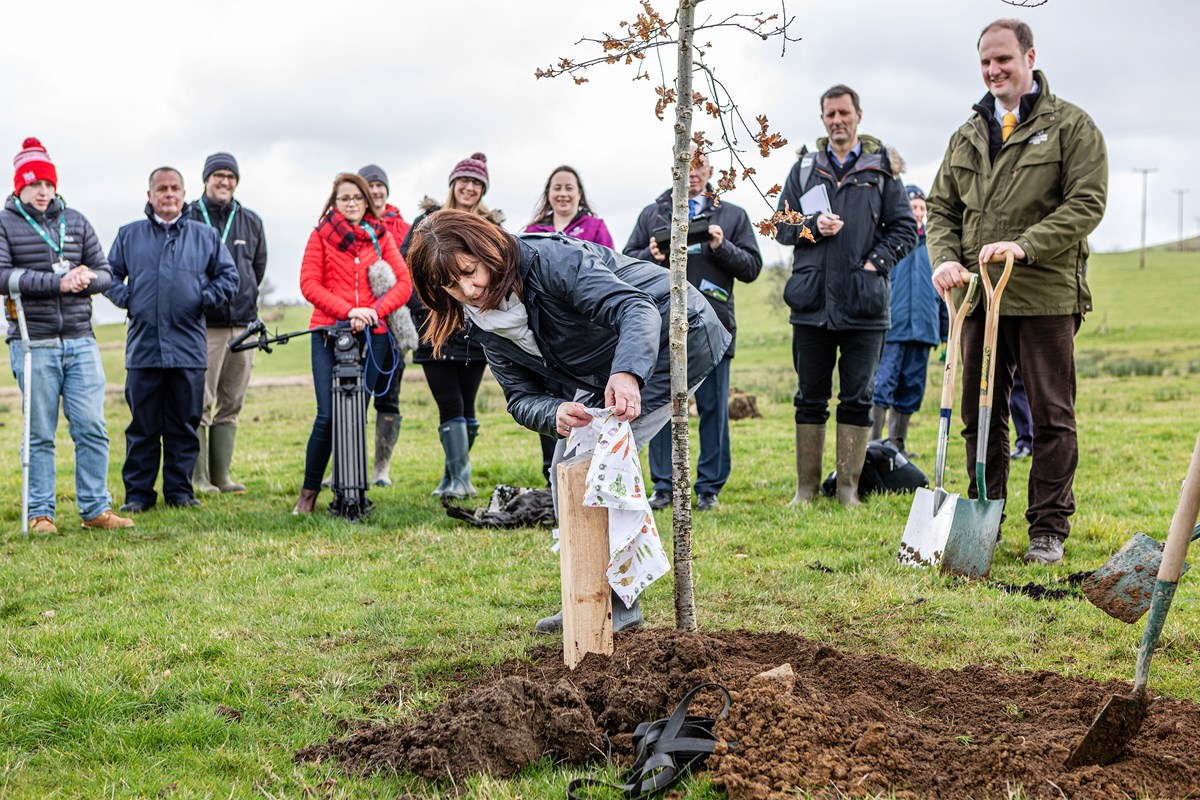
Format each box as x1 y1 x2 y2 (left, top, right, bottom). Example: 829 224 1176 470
6 270 31 536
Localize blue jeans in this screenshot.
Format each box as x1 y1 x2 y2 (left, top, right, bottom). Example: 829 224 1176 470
304 330 388 490
648 355 732 496
872 341 932 415
9 336 113 520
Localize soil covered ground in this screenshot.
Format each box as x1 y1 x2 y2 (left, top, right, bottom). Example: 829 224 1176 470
297 629 1200 798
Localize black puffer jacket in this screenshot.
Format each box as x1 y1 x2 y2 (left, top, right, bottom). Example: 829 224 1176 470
400 200 503 364
0 195 113 342
473 233 731 437
185 196 267 327
623 187 762 357
775 135 918 331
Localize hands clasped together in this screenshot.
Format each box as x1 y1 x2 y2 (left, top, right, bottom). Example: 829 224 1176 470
59 264 97 294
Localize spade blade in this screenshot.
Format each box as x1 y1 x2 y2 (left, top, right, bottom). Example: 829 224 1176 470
1065 691 1154 768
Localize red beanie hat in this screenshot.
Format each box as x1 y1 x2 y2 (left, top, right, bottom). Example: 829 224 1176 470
448 152 489 194
13 137 57 194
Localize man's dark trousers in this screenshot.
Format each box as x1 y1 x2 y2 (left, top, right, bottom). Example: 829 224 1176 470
792 325 884 426
123 368 206 505
649 354 732 497
959 313 1080 540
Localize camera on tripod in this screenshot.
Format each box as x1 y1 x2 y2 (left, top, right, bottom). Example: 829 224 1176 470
231 320 373 520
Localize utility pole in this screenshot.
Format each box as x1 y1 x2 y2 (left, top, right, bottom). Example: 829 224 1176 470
1133 168 1156 269
1175 189 1188 252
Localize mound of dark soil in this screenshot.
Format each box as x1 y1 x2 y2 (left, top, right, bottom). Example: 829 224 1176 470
296 676 601 779
298 629 1200 798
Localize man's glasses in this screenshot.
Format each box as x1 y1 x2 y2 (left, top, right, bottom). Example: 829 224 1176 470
337 195 365 205
209 172 238 184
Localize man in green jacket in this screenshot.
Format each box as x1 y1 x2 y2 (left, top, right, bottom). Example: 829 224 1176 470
928 18 1107 565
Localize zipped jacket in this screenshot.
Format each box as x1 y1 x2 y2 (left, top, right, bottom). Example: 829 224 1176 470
299 216 410 335
472 233 731 437
523 212 615 250
184 196 267 327
926 71 1107 315
886 228 940 345
105 205 239 369
0 195 112 342
623 188 762 356
775 135 918 331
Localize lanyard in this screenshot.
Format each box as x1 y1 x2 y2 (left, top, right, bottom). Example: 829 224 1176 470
360 222 382 259
13 198 65 260
196 197 238 244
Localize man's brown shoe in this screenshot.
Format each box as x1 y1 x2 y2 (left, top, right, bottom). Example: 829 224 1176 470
29 516 57 534
82 510 135 530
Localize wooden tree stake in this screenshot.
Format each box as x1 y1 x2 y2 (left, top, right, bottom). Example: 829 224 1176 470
557 452 612 668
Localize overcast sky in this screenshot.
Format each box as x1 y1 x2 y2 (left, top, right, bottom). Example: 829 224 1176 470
2 0 1196 322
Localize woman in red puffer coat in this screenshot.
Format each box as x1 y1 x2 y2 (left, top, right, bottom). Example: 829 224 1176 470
294 172 411 514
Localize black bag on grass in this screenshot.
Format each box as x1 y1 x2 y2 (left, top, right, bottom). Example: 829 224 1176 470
821 438 928 499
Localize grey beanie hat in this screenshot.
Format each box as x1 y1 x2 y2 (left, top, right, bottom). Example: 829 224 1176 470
357 164 389 191
203 152 239 182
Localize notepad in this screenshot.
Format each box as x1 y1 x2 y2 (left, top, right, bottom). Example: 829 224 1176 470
799 184 831 216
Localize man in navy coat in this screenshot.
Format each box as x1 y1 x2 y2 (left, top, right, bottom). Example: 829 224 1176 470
106 167 238 512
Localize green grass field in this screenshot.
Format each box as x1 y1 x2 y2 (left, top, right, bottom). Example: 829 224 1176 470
0 249 1197 798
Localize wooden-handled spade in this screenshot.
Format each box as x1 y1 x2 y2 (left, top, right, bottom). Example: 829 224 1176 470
1066 431 1200 768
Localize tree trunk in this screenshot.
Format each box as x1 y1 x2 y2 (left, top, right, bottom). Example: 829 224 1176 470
669 0 698 632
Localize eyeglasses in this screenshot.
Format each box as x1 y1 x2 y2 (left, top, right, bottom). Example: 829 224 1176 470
209 172 238 183
336 195 365 205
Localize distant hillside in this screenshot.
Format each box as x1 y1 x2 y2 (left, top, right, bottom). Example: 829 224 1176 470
1099 235 1200 255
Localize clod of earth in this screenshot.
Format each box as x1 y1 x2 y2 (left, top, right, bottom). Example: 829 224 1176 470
298 630 1200 798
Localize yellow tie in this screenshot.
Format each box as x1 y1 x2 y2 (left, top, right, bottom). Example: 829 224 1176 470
1001 112 1017 143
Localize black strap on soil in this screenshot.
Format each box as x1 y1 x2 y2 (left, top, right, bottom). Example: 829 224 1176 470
566 683 732 800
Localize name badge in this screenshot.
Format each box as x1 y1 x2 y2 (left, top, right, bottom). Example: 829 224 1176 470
52 259 71 275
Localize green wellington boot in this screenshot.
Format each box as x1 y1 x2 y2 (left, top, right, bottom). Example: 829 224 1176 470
835 424 871 507
789 423 826 505
192 427 220 495
209 423 246 494
435 420 477 499
372 413 401 487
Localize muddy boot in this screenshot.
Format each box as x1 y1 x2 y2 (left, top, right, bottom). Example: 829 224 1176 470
869 405 887 441
292 488 319 515
835 424 870 507
209 423 246 494
612 589 643 632
192 427 220 495
534 589 643 636
789 424 825 505
437 419 477 499
534 609 563 635
372 413 401 487
889 411 915 458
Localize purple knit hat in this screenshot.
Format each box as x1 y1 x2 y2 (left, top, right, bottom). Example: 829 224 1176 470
448 152 489 194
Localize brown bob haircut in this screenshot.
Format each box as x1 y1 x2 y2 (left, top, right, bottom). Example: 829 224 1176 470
319 172 381 221
406 209 523 356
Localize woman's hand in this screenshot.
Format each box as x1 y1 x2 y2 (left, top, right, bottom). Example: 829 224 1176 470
556 401 593 437
347 307 379 333
605 371 642 422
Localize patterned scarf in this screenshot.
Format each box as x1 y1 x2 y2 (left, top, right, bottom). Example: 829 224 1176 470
316 210 388 254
